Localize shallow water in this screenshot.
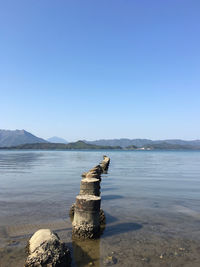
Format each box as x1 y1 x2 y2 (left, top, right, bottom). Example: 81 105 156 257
0 150 200 266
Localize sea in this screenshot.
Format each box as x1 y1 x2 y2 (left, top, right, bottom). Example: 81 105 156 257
0 150 200 267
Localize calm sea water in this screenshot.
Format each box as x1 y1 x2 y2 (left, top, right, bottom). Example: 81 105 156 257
0 150 200 267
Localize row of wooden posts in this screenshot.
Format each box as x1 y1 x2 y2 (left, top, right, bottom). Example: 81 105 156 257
25 155 110 266
71 155 110 239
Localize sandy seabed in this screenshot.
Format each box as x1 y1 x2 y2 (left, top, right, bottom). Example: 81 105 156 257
0 210 200 267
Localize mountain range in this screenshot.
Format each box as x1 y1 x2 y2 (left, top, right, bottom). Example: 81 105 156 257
0 129 200 150
0 130 47 147
84 138 200 148
3 141 120 150
47 136 68 144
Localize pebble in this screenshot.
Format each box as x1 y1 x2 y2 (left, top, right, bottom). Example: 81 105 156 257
103 255 118 266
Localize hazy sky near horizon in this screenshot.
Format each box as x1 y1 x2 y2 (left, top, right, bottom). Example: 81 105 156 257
0 0 200 141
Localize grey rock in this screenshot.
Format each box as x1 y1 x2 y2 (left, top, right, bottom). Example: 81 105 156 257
25 229 71 267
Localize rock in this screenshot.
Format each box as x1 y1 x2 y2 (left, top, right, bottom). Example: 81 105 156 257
103 255 117 266
141 257 150 263
25 229 71 267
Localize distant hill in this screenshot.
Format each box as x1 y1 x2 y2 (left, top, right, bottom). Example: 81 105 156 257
143 142 200 150
84 138 200 148
1 131 200 150
1 140 122 150
84 138 154 147
125 145 138 150
47 136 68 144
1 139 200 150
0 129 48 147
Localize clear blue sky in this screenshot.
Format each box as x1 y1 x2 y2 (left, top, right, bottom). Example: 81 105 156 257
0 0 200 141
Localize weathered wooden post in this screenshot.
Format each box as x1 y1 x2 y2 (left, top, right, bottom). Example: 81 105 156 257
80 177 100 196
69 168 101 218
100 155 110 173
72 195 101 239
70 156 110 239
82 164 103 179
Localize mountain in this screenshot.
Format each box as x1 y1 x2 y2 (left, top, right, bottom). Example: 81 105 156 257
125 145 138 150
157 139 200 146
1 131 200 150
47 136 68 144
84 138 153 148
0 129 48 147
1 139 200 150
84 138 200 148
143 142 199 150
1 140 122 150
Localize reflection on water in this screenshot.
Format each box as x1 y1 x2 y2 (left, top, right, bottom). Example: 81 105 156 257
0 152 43 173
0 150 200 266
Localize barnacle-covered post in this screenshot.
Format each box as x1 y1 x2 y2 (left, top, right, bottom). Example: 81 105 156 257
72 194 101 239
71 157 110 239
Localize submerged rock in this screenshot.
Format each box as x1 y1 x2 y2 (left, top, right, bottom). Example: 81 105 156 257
103 255 118 266
25 229 71 267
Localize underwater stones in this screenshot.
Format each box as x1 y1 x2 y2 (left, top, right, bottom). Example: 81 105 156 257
103 255 118 266
72 195 101 239
25 229 71 267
